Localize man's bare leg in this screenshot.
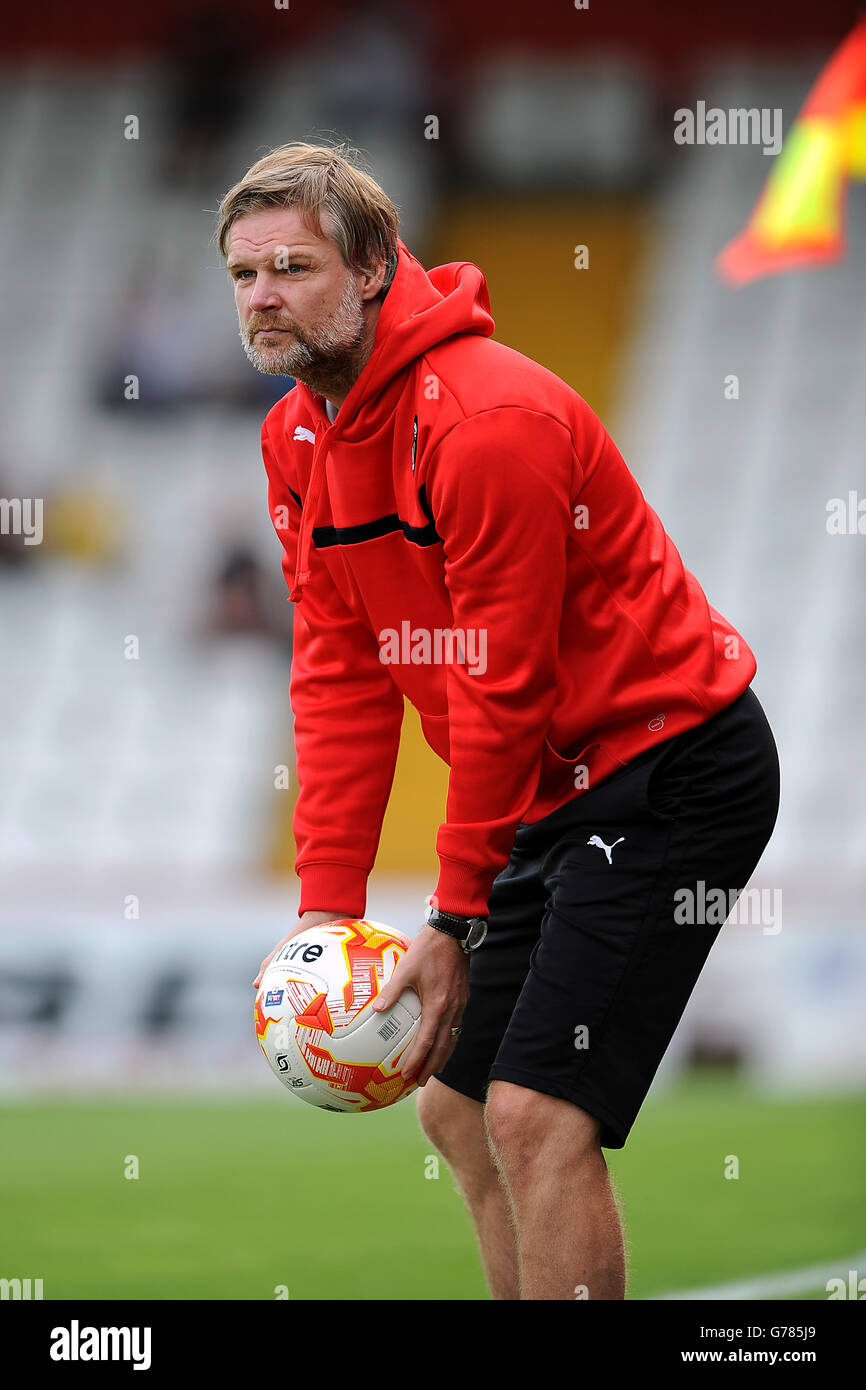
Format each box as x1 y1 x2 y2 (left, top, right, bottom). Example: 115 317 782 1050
415 1077 520 1300
485 1079 627 1299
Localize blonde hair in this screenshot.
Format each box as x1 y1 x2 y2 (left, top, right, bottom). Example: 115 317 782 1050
215 140 400 295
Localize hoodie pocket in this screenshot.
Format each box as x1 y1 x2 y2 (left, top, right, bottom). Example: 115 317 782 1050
536 735 670 823
418 710 450 763
536 736 608 816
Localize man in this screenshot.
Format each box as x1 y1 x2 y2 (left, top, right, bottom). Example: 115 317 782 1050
218 142 780 1300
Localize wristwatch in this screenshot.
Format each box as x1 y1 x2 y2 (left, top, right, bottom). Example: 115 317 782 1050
424 896 488 953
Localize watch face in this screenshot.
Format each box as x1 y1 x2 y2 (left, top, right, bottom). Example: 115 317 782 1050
466 920 488 950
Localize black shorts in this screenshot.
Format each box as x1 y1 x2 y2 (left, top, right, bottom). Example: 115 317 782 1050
434 684 781 1148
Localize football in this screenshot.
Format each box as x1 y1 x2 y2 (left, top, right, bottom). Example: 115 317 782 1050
254 919 422 1111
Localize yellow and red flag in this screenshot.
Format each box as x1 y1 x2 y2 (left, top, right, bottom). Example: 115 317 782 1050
716 16 866 285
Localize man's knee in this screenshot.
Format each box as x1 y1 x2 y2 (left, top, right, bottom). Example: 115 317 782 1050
485 1080 602 1170
416 1076 484 1156
415 1078 501 1201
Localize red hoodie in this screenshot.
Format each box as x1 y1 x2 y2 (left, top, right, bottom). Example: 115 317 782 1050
261 237 756 920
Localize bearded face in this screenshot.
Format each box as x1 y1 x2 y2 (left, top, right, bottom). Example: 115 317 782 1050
239 270 366 382
228 207 384 402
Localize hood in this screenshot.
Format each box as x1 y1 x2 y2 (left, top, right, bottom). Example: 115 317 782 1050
288 238 495 603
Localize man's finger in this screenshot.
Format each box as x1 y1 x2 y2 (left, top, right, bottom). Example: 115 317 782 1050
415 1018 462 1087
398 1014 440 1081
252 954 274 988
371 967 406 1013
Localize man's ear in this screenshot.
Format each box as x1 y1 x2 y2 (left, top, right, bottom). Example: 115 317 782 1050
359 257 388 303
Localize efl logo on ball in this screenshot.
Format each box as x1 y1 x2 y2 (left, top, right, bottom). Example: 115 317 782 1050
254 919 421 1112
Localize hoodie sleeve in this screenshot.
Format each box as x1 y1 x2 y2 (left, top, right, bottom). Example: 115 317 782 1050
425 406 578 918
262 420 405 918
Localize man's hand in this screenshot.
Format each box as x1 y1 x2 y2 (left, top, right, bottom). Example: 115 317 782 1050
252 910 352 989
372 924 469 1087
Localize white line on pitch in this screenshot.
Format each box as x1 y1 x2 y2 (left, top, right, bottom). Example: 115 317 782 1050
652 1251 866 1301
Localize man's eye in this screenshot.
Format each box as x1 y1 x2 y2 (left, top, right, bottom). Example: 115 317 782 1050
232 264 306 279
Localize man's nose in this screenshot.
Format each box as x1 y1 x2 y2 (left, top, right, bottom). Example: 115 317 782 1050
248 273 282 312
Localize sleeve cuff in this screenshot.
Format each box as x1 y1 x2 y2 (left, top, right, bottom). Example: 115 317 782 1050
432 857 496 919
297 863 368 919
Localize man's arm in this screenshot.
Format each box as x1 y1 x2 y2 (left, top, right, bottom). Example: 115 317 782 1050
259 426 469 1075
426 405 576 914
262 419 405 919
374 405 577 1084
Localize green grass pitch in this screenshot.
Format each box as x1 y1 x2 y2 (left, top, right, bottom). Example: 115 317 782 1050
0 1073 863 1300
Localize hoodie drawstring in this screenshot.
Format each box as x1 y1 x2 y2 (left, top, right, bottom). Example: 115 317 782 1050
289 438 329 604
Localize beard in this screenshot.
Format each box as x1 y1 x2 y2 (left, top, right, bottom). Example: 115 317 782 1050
240 273 367 398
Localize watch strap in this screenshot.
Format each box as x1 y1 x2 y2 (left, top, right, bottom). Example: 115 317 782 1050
425 898 488 952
